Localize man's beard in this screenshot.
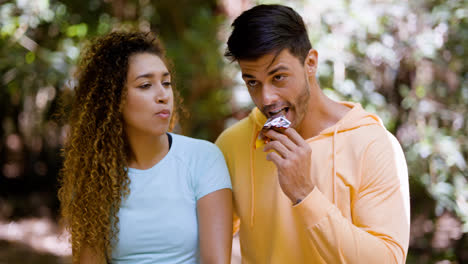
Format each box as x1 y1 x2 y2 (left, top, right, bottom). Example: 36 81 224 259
291 80 311 129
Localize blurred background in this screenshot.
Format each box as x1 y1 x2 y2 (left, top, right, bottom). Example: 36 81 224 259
0 0 466 263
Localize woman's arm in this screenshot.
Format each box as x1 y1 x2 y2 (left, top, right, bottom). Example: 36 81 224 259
197 188 233 264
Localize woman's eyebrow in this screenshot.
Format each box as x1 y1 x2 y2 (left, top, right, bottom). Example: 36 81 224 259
134 71 170 81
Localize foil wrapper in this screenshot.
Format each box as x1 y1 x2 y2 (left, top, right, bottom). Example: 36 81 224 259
262 115 291 130
255 115 291 149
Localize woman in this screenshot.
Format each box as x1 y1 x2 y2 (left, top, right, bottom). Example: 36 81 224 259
58 32 232 264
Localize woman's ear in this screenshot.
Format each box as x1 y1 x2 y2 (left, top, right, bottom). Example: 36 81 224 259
304 49 318 77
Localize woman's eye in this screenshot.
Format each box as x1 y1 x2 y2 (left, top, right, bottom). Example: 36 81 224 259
162 81 172 87
138 83 151 89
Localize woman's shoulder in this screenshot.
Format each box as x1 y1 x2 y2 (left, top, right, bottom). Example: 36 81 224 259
170 133 223 158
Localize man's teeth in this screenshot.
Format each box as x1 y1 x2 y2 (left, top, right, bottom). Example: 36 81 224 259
271 107 288 115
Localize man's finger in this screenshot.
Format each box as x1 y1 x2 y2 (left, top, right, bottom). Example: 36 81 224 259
263 129 296 150
266 151 283 165
283 128 307 146
263 140 290 159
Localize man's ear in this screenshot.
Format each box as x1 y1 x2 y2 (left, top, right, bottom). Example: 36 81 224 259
304 49 318 77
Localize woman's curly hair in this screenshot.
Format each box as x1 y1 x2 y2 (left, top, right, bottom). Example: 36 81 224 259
58 31 172 263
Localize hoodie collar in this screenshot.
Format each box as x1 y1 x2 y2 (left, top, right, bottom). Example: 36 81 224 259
318 102 383 136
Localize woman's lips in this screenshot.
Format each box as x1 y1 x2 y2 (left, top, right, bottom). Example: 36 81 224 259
155 109 171 119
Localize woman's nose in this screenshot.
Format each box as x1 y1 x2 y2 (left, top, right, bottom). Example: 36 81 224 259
154 86 170 104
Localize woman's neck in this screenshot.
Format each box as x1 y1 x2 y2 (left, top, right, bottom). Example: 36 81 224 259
126 131 169 170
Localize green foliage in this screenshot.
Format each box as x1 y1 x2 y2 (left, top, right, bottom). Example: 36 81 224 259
152 0 231 140
0 0 466 262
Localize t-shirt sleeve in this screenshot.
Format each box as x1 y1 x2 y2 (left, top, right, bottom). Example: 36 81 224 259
194 144 232 201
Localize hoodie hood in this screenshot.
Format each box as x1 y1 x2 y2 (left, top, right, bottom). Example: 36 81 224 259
246 101 384 227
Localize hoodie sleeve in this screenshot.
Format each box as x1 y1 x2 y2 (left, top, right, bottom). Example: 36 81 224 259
292 131 410 264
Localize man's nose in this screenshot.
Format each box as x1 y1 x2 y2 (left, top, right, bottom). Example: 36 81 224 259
261 84 280 106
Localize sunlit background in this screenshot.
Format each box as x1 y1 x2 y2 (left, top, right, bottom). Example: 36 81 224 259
0 0 467 263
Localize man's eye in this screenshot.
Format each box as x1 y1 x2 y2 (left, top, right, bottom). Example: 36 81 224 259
247 80 258 87
274 75 285 81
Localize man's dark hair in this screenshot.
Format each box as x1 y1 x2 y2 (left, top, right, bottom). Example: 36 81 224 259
225 4 312 63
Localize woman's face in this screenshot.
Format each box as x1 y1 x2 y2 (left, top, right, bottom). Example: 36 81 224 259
122 52 173 138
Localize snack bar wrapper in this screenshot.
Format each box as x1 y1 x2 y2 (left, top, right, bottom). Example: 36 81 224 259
255 115 291 149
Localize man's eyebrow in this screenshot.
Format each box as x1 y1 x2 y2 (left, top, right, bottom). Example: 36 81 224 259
267 65 289 76
242 73 256 79
241 66 289 79
134 71 170 81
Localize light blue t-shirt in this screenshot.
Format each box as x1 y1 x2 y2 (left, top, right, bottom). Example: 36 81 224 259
111 133 232 264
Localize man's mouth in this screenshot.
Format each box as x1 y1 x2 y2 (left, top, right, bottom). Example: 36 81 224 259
268 107 289 118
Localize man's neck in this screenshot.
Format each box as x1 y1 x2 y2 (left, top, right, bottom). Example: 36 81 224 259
298 82 350 139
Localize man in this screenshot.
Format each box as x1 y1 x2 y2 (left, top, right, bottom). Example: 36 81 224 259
215 4 410 264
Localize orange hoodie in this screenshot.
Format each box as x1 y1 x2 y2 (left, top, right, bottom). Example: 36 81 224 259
215 102 410 264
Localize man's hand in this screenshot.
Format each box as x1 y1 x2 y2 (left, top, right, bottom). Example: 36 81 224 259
262 128 314 204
